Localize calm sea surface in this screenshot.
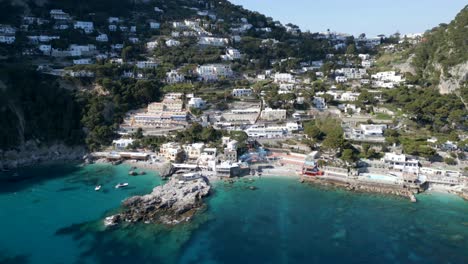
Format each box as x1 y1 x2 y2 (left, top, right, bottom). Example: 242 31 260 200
0 164 467 264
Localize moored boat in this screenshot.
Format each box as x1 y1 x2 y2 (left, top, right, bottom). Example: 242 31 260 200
95 185 102 191
115 183 129 189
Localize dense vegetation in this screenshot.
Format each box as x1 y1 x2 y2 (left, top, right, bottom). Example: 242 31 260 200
0 66 83 149
382 86 467 132
411 5 468 84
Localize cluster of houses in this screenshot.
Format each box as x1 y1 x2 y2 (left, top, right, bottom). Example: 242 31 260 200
124 93 189 129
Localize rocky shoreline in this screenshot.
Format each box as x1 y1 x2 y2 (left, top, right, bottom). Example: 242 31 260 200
0 141 86 169
105 176 211 226
301 177 416 200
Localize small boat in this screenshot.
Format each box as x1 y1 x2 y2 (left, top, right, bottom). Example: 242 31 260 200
115 183 129 189
95 185 102 191
139 171 146 175
129 171 137 176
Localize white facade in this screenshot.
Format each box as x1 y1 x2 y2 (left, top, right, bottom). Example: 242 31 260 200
188 97 206 109
50 9 70 20
166 70 185 84
146 41 158 50
165 39 180 47
371 71 403 83
232 88 252 97
113 138 134 149
382 153 420 173
136 60 158 69
198 37 229 46
261 108 287 121
74 21 94 33
335 76 347 83
0 35 15 44
221 48 241 60
274 73 295 83
108 17 120 24
313 97 327 110
149 22 161 29
96 34 108 42
73 58 92 65
245 125 287 138
196 64 233 81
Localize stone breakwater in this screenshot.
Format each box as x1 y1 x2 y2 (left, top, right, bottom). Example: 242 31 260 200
105 177 211 226
302 177 416 199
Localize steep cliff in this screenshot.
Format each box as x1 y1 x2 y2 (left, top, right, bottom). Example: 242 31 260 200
411 5 468 93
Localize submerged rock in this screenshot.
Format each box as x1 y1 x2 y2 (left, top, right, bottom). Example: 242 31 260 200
105 177 211 226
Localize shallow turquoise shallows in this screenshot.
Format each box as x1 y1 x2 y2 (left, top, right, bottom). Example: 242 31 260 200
0 164 467 264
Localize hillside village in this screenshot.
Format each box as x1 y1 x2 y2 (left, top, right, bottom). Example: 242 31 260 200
0 1 467 199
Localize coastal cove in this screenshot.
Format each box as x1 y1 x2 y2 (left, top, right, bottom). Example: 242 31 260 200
1 164 468 264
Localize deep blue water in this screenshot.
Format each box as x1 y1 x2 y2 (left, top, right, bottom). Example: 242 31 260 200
0 164 467 264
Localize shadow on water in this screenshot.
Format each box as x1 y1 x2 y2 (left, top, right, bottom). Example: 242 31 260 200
54 207 213 264
0 163 82 194
0 252 30 264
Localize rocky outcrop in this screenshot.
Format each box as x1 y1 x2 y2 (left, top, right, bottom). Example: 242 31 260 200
105 177 211 226
438 61 468 94
302 176 415 200
0 141 86 169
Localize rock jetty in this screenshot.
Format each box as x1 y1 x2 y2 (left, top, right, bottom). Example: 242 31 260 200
105 176 211 226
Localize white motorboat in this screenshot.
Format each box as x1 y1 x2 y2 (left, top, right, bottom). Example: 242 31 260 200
95 185 102 191
115 183 129 189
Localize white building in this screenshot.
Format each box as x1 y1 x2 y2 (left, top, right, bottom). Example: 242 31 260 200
0 35 15 44
96 34 108 42
112 138 134 149
183 143 205 160
245 125 287 138
382 153 420 173
38 44 51 54
149 22 161 29
146 40 158 50
261 108 287 121
274 73 295 83
50 9 70 20
221 48 241 60
196 64 233 81
136 60 158 69
358 54 371 60
166 70 185 84
340 92 360 102
74 21 94 33
165 39 180 47
109 25 117 32
231 88 253 97
335 76 347 83
222 108 260 124
0 25 16 35
372 71 402 82
73 58 92 65
108 17 120 24
188 97 206 109
313 97 327 110
198 37 229 46
362 60 373 68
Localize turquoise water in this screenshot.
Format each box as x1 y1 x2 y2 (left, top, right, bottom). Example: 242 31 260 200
1 165 468 263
